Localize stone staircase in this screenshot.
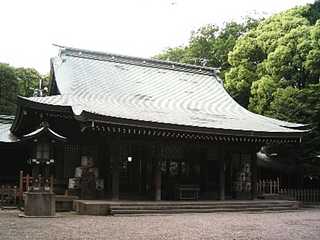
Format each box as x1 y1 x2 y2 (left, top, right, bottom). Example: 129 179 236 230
74 200 300 216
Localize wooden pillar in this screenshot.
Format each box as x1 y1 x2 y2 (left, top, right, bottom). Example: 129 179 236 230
43 165 50 188
251 151 258 200
111 142 120 201
154 145 162 201
219 150 225 201
32 164 40 188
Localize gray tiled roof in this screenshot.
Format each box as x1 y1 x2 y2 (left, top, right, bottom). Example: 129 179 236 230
24 46 305 136
0 115 18 142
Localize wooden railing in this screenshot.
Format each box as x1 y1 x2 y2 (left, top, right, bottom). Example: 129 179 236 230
18 171 54 200
257 178 280 195
258 178 320 204
0 185 19 207
279 189 320 204
1 171 55 207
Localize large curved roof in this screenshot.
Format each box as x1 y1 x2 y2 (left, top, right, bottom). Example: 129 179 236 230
19 45 306 139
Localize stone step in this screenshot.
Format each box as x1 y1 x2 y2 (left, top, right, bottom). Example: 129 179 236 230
110 206 297 216
73 200 300 215
109 201 299 215
110 203 294 210
110 202 298 209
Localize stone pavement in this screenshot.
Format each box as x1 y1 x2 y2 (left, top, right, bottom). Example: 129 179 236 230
1 207 320 240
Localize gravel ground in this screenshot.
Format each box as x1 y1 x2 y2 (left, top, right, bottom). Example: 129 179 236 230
1 207 320 240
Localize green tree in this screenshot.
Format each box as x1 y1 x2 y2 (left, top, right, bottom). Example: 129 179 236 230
42 72 50 88
15 67 42 97
0 63 18 115
224 65 257 108
154 17 263 79
302 0 320 25
266 87 310 123
154 46 188 63
225 32 265 106
225 3 320 109
305 18 320 83
265 25 312 89
249 76 278 114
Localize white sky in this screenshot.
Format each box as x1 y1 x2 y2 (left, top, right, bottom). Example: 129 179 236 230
0 0 314 74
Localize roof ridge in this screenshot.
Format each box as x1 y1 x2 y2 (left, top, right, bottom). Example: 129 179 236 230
53 44 221 77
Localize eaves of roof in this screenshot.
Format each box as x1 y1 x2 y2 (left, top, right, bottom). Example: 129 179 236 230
14 94 307 140
79 110 306 140
10 99 306 146
17 96 72 113
10 96 73 136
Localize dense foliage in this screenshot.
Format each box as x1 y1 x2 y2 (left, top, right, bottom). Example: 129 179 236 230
0 63 44 115
154 16 263 79
226 3 320 111
0 63 19 115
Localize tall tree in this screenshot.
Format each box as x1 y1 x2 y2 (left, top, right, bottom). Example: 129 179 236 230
154 16 263 79
0 63 18 115
225 3 320 110
153 45 188 63
249 76 279 114
15 67 42 97
305 18 320 83
0 63 48 114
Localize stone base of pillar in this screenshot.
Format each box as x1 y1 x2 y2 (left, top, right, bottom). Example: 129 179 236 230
23 191 56 217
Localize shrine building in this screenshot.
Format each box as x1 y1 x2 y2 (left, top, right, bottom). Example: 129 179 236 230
1 45 307 201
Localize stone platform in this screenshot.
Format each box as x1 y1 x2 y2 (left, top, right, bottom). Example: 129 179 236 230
73 199 300 216
24 191 55 217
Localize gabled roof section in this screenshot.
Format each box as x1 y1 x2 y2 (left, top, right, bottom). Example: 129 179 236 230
18 45 306 139
21 122 67 142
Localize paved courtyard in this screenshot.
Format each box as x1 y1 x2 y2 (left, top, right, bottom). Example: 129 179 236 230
0 207 320 240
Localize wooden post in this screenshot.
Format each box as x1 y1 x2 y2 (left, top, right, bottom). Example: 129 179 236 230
154 145 162 201
26 174 30 190
111 142 120 201
32 164 40 188
251 151 258 200
19 171 23 202
50 175 54 190
13 186 17 205
219 150 225 201
1 185 4 206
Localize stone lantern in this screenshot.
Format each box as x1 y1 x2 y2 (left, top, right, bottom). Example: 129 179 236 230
21 122 66 217
28 139 54 190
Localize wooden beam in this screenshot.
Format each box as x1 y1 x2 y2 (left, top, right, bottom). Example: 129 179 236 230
251 151 258 200
219 149 225 201
111 142 120 201
154 144 162 201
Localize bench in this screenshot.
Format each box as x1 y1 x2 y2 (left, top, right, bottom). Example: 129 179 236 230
174 184 200 200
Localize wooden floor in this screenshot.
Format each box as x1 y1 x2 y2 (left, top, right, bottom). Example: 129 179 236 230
73 199 300 216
